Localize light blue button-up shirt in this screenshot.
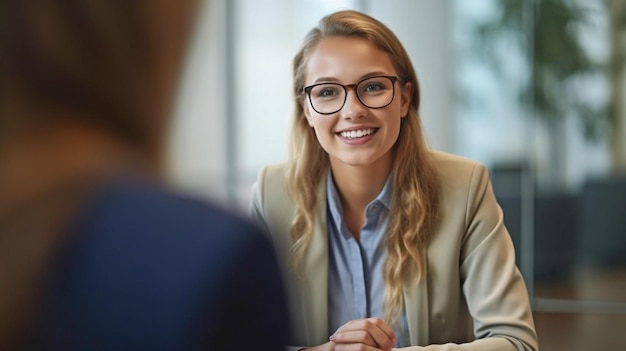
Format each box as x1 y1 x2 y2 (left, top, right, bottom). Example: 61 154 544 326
326 172 409 347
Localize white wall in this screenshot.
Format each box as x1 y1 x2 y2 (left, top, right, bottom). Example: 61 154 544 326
368 0 454 153
234 0 364 206
167 0 229 201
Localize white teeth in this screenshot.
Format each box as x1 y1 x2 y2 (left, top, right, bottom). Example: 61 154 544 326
340 128 374 139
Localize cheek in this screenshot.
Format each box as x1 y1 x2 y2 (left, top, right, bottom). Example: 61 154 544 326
310 118 330 137
309 117 336 147
384 110 403 141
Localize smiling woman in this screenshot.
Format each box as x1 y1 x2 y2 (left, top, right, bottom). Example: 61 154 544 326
249 9 539 351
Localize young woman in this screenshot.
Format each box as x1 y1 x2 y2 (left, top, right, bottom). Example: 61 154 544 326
250 9 538 351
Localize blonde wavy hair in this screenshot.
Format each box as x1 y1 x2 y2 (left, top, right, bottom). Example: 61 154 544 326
286 10 440 327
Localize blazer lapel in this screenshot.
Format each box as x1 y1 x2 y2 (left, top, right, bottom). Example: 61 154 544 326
300 178 329 344
404 257 430 346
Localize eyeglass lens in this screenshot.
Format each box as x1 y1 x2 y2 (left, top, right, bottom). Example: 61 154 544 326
307 76 395 114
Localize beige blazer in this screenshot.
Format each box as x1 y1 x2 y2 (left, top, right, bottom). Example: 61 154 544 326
250 151 538 351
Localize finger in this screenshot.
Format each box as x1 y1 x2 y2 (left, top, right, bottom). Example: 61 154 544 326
333 342 382 351
336 318 396 345
330 329 376 346
333 318 396 350
363 317 396 346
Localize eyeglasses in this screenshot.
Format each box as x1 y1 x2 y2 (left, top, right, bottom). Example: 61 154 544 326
303 75 399 115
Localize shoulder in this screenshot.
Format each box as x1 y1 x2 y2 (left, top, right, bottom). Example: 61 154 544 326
39 179 288 349
250 162 292 215
249 163 295 239
78 179 267 258
430 150 486 179
428 150 495 227
253 163 289 195
429 150 491 195
66 179 282 307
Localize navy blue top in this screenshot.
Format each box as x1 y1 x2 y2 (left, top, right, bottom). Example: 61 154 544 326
30 179 290 351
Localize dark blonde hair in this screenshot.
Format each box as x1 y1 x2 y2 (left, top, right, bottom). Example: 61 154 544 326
287 10 440 326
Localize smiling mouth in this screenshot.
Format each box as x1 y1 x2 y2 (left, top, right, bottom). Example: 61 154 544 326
339 128 376 139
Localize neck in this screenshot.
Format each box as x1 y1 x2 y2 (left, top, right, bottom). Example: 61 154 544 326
332 167 388 209
329 159 391 239
330 156 392 209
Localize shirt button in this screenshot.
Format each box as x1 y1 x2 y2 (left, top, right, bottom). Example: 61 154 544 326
371 203 380 211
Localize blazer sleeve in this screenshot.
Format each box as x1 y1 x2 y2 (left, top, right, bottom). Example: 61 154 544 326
402 163 538 351
457 163 537 351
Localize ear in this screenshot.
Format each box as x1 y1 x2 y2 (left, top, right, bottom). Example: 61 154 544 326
302 99 314 126
399 81 412 118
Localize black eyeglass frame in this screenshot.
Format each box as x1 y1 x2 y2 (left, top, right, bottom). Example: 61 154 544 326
302 75 400 115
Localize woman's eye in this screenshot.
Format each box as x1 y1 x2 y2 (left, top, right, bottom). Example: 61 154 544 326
363 83 384 92
317 87 339 97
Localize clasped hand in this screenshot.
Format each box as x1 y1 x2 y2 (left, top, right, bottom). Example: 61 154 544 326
325 317 396 351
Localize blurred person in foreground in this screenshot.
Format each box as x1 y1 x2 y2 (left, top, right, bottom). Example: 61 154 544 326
0 1 290 350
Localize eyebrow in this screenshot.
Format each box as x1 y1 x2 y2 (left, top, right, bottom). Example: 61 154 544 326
311 71 393 84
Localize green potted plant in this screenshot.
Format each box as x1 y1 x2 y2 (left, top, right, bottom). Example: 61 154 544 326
469 0 626 279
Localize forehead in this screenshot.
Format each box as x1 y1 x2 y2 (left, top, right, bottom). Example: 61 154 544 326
304 36 396 83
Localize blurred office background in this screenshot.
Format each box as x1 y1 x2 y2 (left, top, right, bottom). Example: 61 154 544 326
166 0 626 349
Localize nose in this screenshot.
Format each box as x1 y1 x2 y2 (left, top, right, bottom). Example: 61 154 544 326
340 87 367 119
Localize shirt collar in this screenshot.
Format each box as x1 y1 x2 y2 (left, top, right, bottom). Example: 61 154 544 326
326 171 393 217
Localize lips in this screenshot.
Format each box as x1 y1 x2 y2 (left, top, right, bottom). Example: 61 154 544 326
338 128 376 139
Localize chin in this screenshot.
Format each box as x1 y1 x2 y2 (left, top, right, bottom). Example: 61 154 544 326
333 155 380 168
